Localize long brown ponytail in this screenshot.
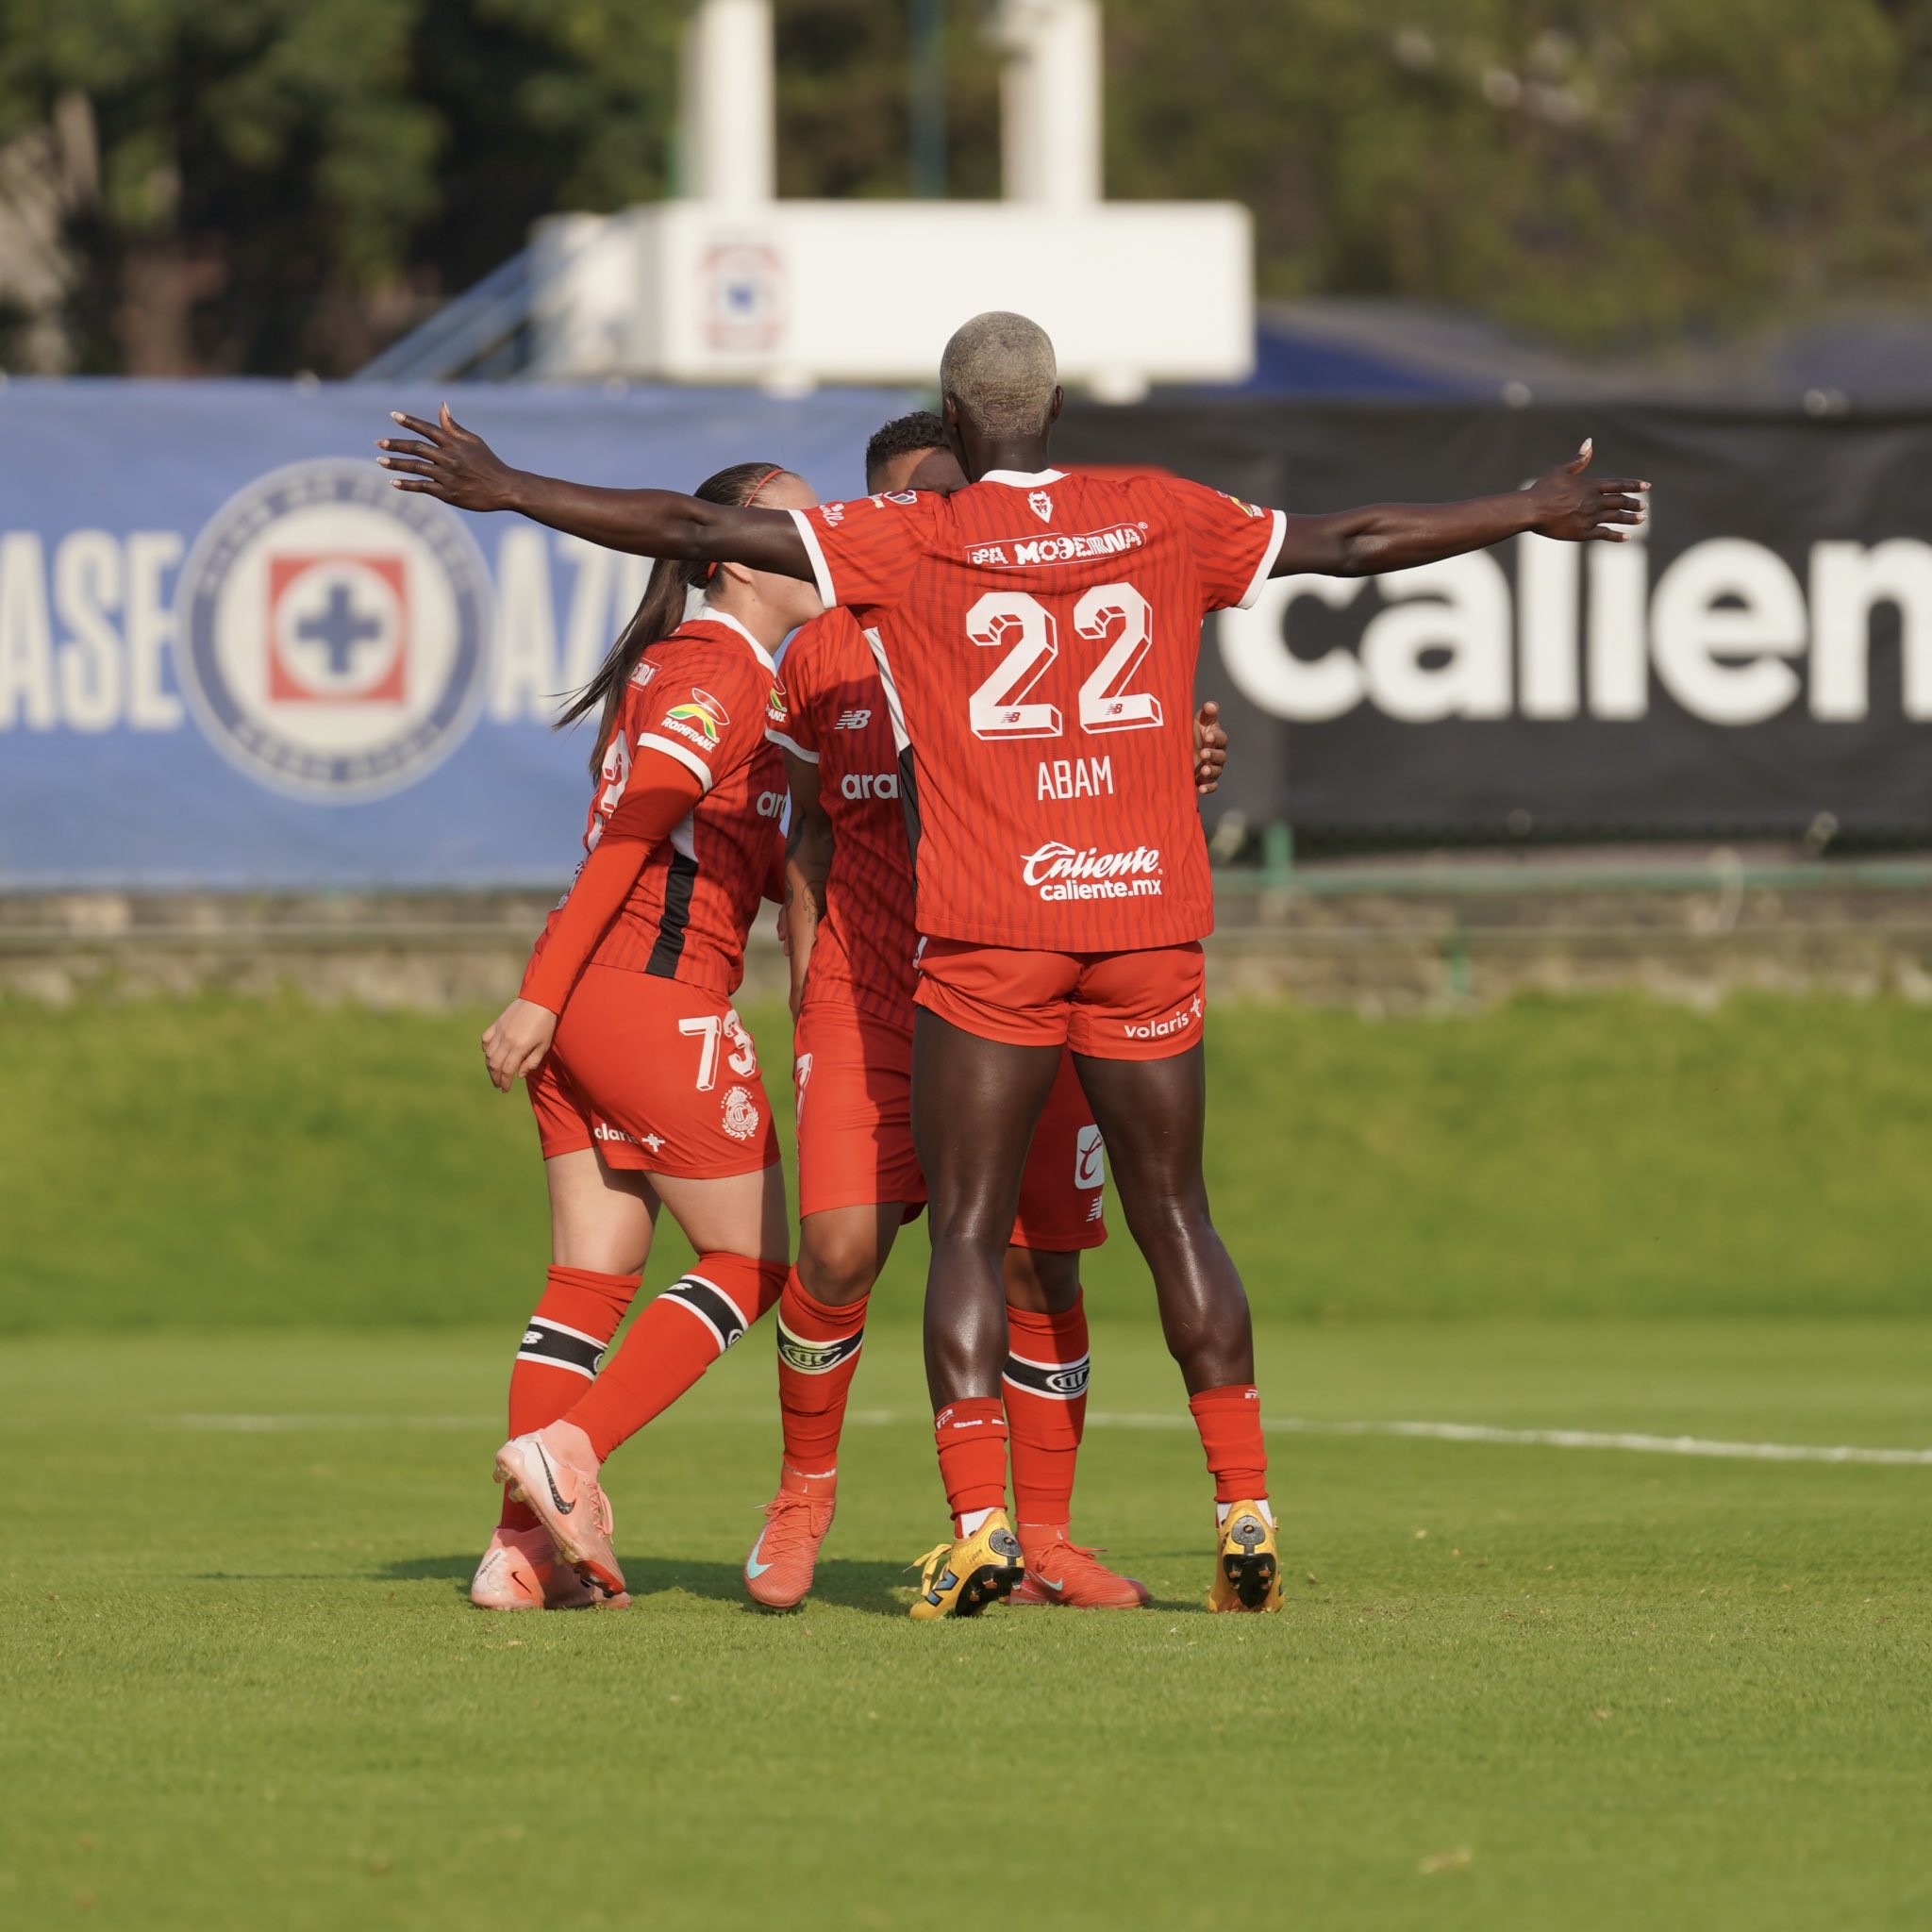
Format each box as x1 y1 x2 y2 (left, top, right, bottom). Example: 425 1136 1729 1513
557 459 790 774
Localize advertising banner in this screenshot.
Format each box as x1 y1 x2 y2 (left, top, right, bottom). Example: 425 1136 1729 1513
0 380 911 889
1058 400 1932 841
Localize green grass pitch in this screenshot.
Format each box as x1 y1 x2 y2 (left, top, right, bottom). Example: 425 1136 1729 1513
2 991 1930 1926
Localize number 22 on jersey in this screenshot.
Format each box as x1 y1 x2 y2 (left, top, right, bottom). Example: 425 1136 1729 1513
967 582 1162 742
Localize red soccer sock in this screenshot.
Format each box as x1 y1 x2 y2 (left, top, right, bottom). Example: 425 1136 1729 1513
933 1397 1009 1536
499 1264 640 1531
1004 1293 1090 1537
1188 1383 1270 1507
775 1272 869 1481
565 1254 786 1461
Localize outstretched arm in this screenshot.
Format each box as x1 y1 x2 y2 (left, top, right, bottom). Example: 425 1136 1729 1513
376 404 814 580
1274 440 1647 579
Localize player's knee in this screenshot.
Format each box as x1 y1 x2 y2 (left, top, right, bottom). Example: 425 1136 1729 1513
796 1224 883 1305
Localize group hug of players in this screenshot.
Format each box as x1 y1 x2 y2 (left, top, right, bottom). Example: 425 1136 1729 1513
378 311 1648 1619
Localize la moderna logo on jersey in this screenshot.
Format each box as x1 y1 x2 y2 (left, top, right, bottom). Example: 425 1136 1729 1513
174 458 494 804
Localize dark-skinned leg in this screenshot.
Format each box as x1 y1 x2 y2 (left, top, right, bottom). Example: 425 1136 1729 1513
912 1011 1063 1407
1070 1043 1254 1394
912 1009 1061 1541
1072 1039 1273 1602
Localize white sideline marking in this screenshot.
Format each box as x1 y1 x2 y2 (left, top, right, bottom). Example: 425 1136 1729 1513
147 1407 1932 1465
158 1413 493 1432
1075 1411 1932 1467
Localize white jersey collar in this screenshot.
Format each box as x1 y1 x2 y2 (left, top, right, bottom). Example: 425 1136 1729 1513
693 600 778 674
976 467 1068 488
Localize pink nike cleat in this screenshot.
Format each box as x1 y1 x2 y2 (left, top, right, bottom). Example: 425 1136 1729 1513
1009 1532 1151 1609
493 1422 626 1602
742 1471 838 1610
470 1519 628 1610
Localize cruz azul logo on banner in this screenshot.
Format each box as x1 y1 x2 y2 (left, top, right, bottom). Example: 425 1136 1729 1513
173 458 493 802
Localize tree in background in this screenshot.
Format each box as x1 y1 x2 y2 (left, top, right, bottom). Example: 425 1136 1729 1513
4 0 1932 374
1105 0 1932 355
0 0 681 375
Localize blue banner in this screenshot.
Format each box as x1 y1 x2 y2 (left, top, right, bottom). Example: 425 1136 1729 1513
0 380 915 889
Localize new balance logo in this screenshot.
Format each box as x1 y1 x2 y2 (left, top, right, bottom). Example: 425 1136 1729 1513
833 708 872 729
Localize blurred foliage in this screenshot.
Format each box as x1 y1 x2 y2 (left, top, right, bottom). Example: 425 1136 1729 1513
1106 0 1932 354
3 0 1932 371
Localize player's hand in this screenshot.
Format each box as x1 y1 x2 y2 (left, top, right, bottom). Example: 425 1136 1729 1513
1192 700 1228 794
775 895 791 958
481 997 558 1091
1524 440 1648 542
377 403 519 510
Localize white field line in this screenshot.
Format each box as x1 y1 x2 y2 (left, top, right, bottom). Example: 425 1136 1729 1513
145 1408 1932 1466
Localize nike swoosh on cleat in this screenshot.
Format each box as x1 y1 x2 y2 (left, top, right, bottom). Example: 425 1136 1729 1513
745 1530 772 1579
1036 1576 1066 1593
535 1442 575 1516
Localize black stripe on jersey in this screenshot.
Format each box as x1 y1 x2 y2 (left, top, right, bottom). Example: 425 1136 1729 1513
516 1320 605 1379
1002 1351 1091 1400
896 746 922 864
776 1321 865 1376
663 1275 749 1354
645 849 700 976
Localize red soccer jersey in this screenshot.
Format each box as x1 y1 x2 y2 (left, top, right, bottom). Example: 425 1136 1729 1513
775 608 921 1024
789 469 1285 951
529 611 788 998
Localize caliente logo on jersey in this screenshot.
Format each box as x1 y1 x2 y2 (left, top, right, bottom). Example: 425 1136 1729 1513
173 458 493 803
1020 841 1164 902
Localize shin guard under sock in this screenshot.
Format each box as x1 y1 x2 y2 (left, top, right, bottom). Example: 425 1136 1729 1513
1003 1294 1090 1534
500 1264 639 1530
933 1397 1009 1536
567 1255 786 1461
1188 1383 1269 1509
774 1271 869 1480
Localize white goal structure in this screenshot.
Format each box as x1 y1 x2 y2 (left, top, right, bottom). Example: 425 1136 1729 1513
522 0 1253 399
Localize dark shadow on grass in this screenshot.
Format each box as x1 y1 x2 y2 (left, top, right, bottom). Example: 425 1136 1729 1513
634 1556 911 1617
372 1553 913 1616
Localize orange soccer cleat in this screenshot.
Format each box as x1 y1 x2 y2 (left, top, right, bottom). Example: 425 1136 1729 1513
1009 1532 1150 1609
742 1472 838 1610
493 1422 626 1603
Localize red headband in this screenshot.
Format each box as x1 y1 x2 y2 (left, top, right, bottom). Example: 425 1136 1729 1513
703 467 788 584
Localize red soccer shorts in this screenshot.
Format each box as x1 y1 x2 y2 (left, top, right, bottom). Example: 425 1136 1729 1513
529 962 779 1179
792 1000 1107 1250
914 938 1206 1062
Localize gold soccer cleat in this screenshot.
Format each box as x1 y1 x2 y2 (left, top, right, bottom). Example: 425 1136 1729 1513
908 1510 1025 1620
1208 1501 1282 1613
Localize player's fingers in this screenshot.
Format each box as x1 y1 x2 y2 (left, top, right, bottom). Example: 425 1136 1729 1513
1563 437 1593 475
391 479 436 493
376 458 436 478
376 440 440 462
1589 526 1631 541
1598 478 1647 494
1599 492 1644 514
390 411 445 443
1596 508 1642 525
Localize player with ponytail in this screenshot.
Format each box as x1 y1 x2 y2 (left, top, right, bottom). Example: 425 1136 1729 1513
468 459 823 1610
